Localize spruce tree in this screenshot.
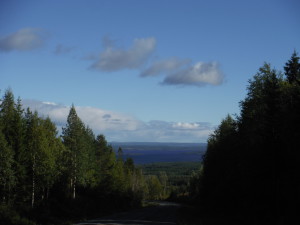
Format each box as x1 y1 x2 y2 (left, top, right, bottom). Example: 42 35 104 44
284 50 300 85
62 105 89 199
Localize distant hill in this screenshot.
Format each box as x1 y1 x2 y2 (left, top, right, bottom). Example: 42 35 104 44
110 142 207 164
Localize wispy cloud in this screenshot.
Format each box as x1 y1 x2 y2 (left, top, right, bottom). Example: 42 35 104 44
162 62 224 87
90 37 156 71
0 28 47 52
22 100 214 142
140 57 191 77
54 44 75 55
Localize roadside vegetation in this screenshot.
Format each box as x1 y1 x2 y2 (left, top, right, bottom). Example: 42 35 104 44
0 92 147 225
185 51 300 224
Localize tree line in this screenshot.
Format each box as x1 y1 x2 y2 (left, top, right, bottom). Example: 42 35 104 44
0 93 146 224
189 51 300 224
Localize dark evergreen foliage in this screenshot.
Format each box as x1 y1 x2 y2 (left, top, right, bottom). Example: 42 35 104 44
0 90 146 225
190 52 300 224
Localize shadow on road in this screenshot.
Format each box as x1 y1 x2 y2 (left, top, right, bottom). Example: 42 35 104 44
76 201 180 225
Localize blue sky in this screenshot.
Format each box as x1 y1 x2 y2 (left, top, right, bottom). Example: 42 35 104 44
1 0 299 142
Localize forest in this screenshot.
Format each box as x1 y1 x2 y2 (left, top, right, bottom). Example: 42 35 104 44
187 51 300 225
1 51 299 225
141 162 201 200
0 94 154 225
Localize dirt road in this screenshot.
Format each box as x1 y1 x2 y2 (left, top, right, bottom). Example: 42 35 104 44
76 201 181 225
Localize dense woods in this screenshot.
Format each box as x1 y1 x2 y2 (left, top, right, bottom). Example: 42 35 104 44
189 51 300 224
0 89 197 225
141 162 201 200
0 93 146 225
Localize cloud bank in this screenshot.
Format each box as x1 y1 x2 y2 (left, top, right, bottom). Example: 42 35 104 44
0 28 46 52
22 100 214 143
22 100 141 131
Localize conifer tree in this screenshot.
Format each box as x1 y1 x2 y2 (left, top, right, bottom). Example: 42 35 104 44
0 89 26 204
0 89 16 147
95 134 115 184
284 50 300 85
62 105 89 199
197 53 300 223
0 128 15 204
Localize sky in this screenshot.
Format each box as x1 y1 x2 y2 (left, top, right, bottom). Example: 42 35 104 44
0 0 299 143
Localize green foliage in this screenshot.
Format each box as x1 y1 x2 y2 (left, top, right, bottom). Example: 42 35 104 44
0 129 15 204
145 175 163 200
0 205 36 225
0 90 145 224
62 105 90 198
141 162 201 200
0 89 16 147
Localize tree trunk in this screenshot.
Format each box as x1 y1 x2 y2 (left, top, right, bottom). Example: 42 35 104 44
46 185 50 199
32 155 35 208
2 184 6 204
73 154 77 199
73 175 76 199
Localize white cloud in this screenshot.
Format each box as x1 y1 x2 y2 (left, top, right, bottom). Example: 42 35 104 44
140 57 190 77
91 37 156 71
75 106 142 131
172 122 201 129
85 36 224 88
162 62 224 87
140 57 224 87
22 99 141 131
22 100 214 143
0 28 47 52
42 101 57 106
